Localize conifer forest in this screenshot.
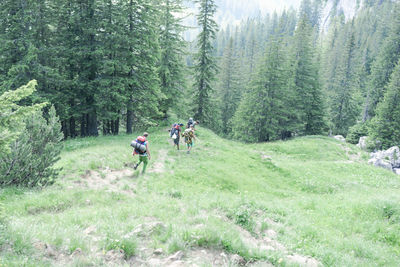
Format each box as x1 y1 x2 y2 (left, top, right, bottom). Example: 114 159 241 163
1 0 400 148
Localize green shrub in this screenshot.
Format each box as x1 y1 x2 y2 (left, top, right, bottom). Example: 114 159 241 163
0 106 63 187
346 122 369 144
0 80 46 154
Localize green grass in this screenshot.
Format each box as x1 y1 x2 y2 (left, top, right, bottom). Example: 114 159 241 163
1 126 400 266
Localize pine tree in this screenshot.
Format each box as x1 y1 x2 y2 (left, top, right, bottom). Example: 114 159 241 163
232 33 291 142
158 0 187 118
0 80 46 154
370 59 400 149
217 38 241 134
97 0 126 135
193 0 218 125
289 12 326 135
329 26 360 136
366 3 400 119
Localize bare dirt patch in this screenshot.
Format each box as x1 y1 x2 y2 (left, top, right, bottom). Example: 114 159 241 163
149 149 168 174
339 143 362 163
129 248 257 266
218 213 320 267
71 167 136 195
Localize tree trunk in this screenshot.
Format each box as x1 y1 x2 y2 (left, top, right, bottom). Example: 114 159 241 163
80 115 87 137
126 97 133 134
70 117 76 138
88 112 98 136
61 120 68 139
114 118 119 135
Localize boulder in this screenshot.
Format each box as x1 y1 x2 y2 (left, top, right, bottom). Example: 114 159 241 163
385 146 400 168
357 136 368 150
394 168 400 175
368 146 400 174
368 158 393 171
333 135 345 142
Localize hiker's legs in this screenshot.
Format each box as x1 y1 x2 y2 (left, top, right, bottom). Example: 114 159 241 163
140 156 148 174
186 142 193 154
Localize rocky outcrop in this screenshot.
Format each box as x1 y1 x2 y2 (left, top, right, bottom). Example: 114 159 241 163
333 135 346 142
357 136 368 150
368 146 400 174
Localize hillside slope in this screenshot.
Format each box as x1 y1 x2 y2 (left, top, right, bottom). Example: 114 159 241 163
1 127 400 266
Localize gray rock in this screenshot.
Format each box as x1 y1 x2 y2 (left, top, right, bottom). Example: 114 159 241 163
369 146 400 172
357 136 368 150
333 135 346 142
167 251 184 262
394 168 400 175
153 248 163 255
385 146 400 168
368 158 393 170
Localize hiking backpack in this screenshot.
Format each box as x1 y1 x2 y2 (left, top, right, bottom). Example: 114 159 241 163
131 136 147 154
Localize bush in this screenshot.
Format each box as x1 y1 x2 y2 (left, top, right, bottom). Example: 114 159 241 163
0 106 63 187
346 122 369 144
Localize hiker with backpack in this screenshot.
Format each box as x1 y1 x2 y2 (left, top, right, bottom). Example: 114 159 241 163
187 118 194 129
131 132 151 174
170 123 184 150
182 125 196 154
187 118 199 130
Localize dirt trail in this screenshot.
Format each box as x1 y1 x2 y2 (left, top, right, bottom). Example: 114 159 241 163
149 149 168 174
339 143 362 163
214 213 320 267
68 167 136 195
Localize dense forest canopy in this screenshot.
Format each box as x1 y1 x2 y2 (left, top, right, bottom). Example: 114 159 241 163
1 0 400 149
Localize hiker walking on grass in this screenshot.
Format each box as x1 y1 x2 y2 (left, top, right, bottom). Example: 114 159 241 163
182 125 196 154
170 123 183 150
132 132 151 174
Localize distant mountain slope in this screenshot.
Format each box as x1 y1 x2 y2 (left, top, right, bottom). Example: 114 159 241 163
183 0 393 40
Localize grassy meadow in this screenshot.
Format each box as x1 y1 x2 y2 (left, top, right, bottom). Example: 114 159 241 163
1 126 400 266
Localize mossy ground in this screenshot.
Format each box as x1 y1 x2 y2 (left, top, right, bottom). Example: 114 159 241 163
1 126 400 266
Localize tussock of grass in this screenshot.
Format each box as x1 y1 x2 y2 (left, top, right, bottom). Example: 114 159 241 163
1 126 400 266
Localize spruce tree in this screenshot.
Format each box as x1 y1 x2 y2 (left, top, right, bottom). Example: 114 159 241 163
366 3 400 119
370 59 400 149
289 13 326 135
232 33 291 142
329 27 360 136
218 38 241 134
193 0 218 125
158 0 187 118
97 0 126 135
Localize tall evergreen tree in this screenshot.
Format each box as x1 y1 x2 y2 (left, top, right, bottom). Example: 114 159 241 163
217 38 241 134
329 26 360 136
232 33 291 142
365 3 400 119
97 0 126 135
158 0 187 118
193 0 218 125
124 0 163 134
370 59 400 149
289 12 326 135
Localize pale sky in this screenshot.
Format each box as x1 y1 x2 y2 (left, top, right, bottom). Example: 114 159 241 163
256 0 301 13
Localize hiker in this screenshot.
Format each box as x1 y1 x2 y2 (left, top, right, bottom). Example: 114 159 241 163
170 123 183 150
182 125 196 154
132 132 151 174
187 118 194 129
